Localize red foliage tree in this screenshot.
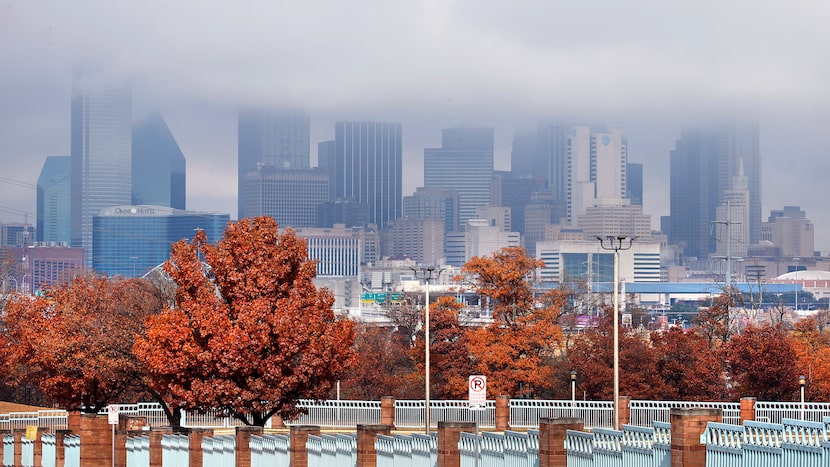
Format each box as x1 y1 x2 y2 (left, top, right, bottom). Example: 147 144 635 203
338 324 420 400
722 324 799 401
651 327 726 400
568 311 669 400
134 217 355 426
461 247 565 397
411 296 475 399
3 275 163 412
461 246 544 325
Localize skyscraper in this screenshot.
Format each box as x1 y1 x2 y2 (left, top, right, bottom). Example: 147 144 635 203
37 156 71 244
240 166 329 228
566 126 627 224
332 121 402 229
424 127 494 226
669 123 761 259
93 205 228 278
70 69 132 268
132 113 186 210
237 109 310 218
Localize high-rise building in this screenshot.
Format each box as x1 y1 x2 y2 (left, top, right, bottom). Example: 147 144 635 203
293 224 381 276
331 121 402 229
403 186 460 234
239 166 328 228
626 162 643 206
317 198 370 228
763 206 814 258
535 239 661 283
132 113 186 209
92 205 228 277
70 69 132 268
567 126 627 224
238 109 310 218
7 245 84 295
511 122 569 198
714 160 750 259
37 156 71 244
424 127 494 226
490 171 545 235
669 123 761 259
445 218 520 267
577 199 652 240
386 217 444 265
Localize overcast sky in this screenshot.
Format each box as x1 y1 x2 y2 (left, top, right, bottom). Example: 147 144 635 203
2 0 829 252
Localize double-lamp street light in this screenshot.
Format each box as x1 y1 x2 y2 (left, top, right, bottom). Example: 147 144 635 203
412 266 438 434
596 235 634 431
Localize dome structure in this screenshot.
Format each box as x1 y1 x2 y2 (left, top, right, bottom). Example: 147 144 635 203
775 270 830 281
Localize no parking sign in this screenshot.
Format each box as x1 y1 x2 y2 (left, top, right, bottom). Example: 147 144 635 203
468 375 487 411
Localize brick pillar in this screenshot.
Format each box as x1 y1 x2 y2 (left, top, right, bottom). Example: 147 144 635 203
740 397 757 423
32 427 47 467
289 425 321 467
187 428 212 467
437 421 476 467
67 411 81 433
235 426 262 467
670 408 721 467
495 396 510 431
54 430 70 467
356 424 391 467
78 413 113 467
538 417 582 467
380 396 395 428
619 396 632 427
270 415 285 428
13 428 24 467
148 427 173 467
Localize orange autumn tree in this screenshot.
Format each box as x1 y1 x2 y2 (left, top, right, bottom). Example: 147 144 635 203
3 275 164 412
461 247 565 397
134 216 355 427
411 296 475 399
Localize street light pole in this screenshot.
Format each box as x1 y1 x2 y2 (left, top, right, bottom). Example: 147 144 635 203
412 266 437 434
570 370 577 417
596 235 634 431
800 375 806 419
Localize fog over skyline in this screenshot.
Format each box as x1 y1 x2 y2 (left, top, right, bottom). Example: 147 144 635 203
2 1 830 251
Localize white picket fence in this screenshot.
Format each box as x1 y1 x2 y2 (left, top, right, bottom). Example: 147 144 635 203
9 399 830 433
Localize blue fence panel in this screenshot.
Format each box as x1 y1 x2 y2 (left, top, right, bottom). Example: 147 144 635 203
504 430 534 467
592 428 622 467
394 433 414 467
20 439 32 467
306 434 323 467
742 420 783 467
126 435 149 467
272 433 290 466
458 432 478 467
250 435 264 467
621 424 654 467
564 429 593 467
411 433 436 467
41 433 56 467
64 434 80 467
320 434 338 466
782 418 825 467
480 432 505 467
375 434 395 467
2 434 12 467
335 433 357 467
701 421 743 467
652 421 671 467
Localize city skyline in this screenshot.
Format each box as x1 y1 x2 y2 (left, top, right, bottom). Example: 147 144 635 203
2 1 830 251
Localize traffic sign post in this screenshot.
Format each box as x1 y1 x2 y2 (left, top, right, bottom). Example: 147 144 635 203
468 375 486 467
468 375 486 411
